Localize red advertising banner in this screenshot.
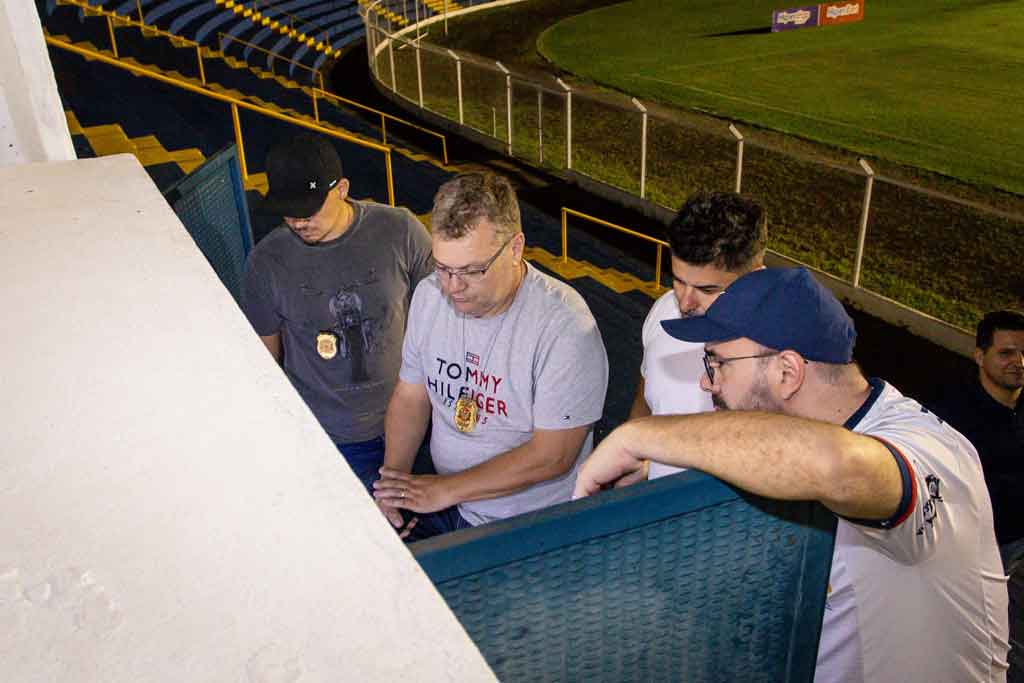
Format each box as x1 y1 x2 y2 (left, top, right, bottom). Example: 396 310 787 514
819 1 865 25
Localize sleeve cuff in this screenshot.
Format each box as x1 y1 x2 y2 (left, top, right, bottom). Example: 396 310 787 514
841 436 917 530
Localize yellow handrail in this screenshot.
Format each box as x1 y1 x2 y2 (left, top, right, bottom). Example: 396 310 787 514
313 88 449 165
46 35 396 207
61 0 208 81
217 32 324 91
65 0 199 48
561 207 669 289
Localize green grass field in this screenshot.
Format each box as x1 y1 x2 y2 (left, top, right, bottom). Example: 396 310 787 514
538 0 1024 195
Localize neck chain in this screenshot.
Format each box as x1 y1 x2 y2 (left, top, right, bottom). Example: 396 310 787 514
453 261 526 433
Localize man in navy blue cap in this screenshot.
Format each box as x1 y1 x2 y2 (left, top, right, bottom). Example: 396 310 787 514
575 267 1009 683
241 133 432 495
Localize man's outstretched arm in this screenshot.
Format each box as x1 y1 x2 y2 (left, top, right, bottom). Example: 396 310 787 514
574 412 904 521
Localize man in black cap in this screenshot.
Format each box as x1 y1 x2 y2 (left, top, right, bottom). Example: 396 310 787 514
575 267 1008 683
241 133 432 494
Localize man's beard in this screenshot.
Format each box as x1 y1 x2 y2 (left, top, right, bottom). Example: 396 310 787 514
712 371 783 413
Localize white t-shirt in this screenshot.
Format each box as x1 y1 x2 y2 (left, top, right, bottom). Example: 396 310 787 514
399 262 609 526
640 290 713 479
816 379 1009 682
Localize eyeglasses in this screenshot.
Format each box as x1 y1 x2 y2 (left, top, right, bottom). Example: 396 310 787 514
434 235 515 283
702 351 780 383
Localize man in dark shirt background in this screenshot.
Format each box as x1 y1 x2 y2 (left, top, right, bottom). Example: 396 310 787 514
931 310 1024 572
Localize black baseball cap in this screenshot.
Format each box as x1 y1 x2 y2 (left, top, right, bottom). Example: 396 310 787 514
662 267 856 364
258 133 343 219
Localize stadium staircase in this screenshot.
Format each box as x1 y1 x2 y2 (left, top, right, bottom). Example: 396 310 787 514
39 0 366 80
37 0 667 437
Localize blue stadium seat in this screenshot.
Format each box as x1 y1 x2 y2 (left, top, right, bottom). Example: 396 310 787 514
167 2 223 37
288 16 361 73
114 0 166 22
236 1 335 62
195 5 250 43
266 33 293 70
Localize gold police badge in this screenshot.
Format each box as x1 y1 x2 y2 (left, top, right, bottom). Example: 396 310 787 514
454 395 478 433
316 331 338 360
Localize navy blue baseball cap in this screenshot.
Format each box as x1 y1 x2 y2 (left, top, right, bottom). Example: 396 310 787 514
661 267 856 363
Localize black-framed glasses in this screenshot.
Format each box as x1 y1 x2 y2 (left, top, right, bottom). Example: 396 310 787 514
702 351 780 383
434 235 515 283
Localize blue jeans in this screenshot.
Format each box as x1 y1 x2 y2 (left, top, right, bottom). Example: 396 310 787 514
334 436 385 496
404 505 473 543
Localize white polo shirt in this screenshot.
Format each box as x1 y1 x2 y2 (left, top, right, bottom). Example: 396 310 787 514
816 379 1009 682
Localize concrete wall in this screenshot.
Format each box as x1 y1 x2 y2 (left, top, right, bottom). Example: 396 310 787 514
0 1 75 166
0 155 494 682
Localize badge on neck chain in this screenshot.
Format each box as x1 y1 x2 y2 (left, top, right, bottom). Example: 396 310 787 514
316 331 338 360
454 395 478 433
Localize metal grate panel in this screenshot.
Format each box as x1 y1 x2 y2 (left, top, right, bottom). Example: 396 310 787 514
413 471 835 682
163 145 253 302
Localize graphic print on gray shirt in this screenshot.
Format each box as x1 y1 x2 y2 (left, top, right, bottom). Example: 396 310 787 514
242 201 433 443
400 262 609 525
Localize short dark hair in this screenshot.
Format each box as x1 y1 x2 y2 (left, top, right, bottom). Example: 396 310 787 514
666 191 767 272
976 310 1024 350
431 172 521 242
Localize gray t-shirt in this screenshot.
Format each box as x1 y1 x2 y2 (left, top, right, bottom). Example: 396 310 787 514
399 262 609 525
242 201 432 443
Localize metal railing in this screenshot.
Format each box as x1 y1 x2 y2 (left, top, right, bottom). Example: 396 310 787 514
251 0 332 42
360 0 1024 333
313 88 448 164
51 0 450 185
48 35 396 207
62 0 209 83
561 208 669 291
217 32 326 90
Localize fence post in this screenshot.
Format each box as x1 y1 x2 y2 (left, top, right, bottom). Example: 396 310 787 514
654 244 663 289
447 49 463 125
560 208 569 263
230 103 248 181
415 40 423 108
106 15 119 58
388 35 396 92
632 97 647 199
414 0 420 43
557 78 572 170
312 88 319 122
496 61 512 156
537 88 543 165
444 0 448 36
852 159 875 288
729 124 744 193
365 10 373 65
196 45 206 84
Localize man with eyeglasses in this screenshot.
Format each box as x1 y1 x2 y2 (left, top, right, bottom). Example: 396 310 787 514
622 191 766 485
241 133 432 494
575 267 1009 682
374 172 608 540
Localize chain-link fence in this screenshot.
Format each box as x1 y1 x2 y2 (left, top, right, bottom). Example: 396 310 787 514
362 0 1024 332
